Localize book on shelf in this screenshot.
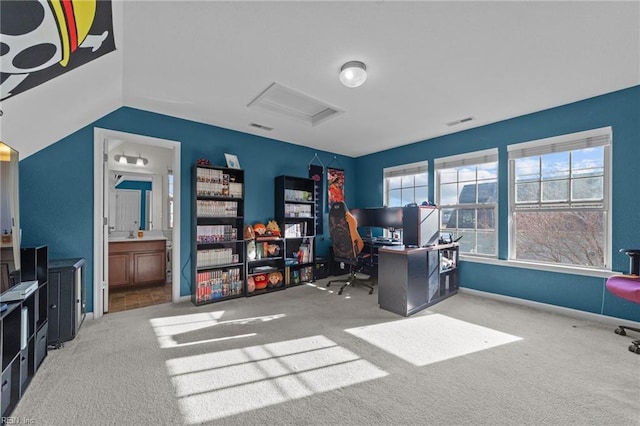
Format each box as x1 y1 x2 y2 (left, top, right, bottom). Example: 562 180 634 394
195 267 243 302
298 243 313 263
284 188 313 202
284 222 309 238
196 167 243 198
301 266 313 283
284 203 312 218
197 248 239 267
196 225 237 242
196 200 238 217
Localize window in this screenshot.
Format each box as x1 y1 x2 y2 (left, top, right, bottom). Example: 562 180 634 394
435 149 498 256
167 171 174 229
508 128 611 269
384 161 428 207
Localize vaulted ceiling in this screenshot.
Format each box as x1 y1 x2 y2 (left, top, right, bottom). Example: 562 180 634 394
121 1 640 157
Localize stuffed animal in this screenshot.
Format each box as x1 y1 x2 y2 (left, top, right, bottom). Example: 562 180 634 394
266 244 280 256
246 276 256 293
254 274 268 290
267 271 283 288
246 240 256 260
266 220 281 237
243 225 255 240
253 223 267 236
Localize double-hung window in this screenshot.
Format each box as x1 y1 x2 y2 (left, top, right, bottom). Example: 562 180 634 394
383 161 429 207
435 149 498 256
508 127 611 268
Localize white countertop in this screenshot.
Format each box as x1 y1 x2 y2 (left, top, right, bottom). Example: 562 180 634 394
109 236 168 242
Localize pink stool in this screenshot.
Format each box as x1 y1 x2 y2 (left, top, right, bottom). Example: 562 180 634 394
605 248 640 354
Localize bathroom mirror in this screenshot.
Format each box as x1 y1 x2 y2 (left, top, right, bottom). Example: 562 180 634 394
107 139 173 235
109 172 159 231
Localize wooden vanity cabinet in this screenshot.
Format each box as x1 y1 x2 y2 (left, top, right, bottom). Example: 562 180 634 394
109 240 166 289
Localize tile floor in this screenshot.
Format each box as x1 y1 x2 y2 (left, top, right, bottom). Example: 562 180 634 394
108 281 173 313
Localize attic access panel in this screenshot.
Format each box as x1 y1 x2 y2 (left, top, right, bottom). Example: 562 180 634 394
248 82 343 126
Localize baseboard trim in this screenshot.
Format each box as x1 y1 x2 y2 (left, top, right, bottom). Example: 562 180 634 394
459 287 640 329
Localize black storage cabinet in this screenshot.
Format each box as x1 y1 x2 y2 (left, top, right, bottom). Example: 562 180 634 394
47 258 86 348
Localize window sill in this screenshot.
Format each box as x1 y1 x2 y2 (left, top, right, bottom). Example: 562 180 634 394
459 255 619 278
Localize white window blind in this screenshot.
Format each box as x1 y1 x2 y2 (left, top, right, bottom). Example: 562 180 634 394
384 163 428 178
435 148 498 169
508 128 610 160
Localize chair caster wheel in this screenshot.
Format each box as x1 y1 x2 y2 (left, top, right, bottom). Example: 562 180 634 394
369 289 374 295
615 327 627 336
629 345 640 354
338 290 343 295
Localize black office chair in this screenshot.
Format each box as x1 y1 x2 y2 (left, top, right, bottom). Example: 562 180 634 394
326 201 375 295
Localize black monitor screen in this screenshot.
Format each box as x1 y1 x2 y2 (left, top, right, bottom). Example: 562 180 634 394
374 207 403 229
348 208 373 228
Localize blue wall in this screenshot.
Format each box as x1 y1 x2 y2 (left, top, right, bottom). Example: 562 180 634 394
355 85 640 322
19 87 640 322
19 107 355 312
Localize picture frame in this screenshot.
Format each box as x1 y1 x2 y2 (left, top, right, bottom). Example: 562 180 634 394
225 153 240 169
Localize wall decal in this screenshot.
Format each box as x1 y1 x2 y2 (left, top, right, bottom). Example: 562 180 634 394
0 0 116 100
308 163 324 234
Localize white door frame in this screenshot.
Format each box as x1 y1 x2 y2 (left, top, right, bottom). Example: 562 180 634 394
93 128 183 319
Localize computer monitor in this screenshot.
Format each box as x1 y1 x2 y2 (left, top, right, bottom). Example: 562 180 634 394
348 208 373 228
373 207 403 229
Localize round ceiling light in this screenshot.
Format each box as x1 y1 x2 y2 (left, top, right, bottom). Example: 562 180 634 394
339 61 367 88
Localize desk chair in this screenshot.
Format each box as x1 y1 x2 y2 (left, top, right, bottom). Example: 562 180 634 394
605 249 640 354
327 202 375 295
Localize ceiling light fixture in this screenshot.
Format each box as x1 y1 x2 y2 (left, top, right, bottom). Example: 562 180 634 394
339 61 367 88
114 154 148 167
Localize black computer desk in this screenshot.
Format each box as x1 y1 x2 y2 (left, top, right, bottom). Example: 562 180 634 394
360 237 403 279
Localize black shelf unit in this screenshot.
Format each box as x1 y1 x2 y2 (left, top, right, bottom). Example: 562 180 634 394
246 237 286 296
1 246 48 417
275 176 316 286
47 258 86 348
192 165 245 305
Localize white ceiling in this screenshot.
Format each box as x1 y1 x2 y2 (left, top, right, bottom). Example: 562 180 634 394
121 1 640 158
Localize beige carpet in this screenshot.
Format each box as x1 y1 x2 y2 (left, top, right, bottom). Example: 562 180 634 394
11 279 640 425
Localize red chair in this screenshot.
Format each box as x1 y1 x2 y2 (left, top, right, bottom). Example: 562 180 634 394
605 249 640 354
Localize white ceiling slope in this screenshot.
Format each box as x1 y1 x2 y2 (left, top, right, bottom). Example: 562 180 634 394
122 1 639 158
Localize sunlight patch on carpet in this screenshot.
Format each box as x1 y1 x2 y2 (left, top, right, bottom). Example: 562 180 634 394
166 335 388 424
345 313 522 366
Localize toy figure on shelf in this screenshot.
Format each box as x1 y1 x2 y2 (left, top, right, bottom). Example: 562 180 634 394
266 220 281 237
268 272 283 288
254 274 268 290
253 223 267 237
247 276 256 293
244 225 256 261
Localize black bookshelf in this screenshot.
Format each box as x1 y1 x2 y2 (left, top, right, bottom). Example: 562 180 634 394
191 165 245 305
275 176 316 286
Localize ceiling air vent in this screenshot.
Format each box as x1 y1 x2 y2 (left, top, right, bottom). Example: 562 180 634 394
248 82 343 126
249 122 273 131
446 116 475 127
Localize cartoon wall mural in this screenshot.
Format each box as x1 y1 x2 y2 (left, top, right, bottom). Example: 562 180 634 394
1 0 116 101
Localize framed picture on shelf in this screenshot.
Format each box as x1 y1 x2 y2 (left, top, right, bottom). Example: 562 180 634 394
225 153 241 169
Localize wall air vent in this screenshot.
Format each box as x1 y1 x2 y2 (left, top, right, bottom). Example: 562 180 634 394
249 122 273 131
248 82 343 126
446 116 475 127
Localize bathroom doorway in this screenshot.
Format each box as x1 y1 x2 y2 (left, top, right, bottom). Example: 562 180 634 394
93 129 182 318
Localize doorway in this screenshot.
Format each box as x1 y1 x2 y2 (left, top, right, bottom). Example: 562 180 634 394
93 128 182 319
